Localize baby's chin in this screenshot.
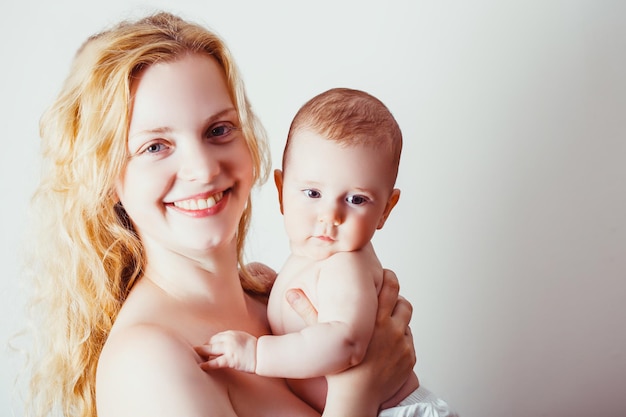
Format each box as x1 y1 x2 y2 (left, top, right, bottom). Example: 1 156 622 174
296 239 364 262
292 242 339 262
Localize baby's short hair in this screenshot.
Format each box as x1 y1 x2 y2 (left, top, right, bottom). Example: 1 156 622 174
283 88 402 181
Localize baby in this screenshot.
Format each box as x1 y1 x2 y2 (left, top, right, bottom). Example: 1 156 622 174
200 88 457 416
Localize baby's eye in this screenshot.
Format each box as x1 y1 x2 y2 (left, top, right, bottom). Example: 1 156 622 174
303 189 321 199
346 195 369 205
207 122 240 142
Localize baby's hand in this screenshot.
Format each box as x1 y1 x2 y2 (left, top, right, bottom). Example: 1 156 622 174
195 330 258 373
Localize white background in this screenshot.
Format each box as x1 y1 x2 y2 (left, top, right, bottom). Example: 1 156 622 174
2 1 625 416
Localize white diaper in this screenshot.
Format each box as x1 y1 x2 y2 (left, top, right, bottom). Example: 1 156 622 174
378 386 459 417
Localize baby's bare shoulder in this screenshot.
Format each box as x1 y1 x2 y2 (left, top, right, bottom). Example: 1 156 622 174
326 244 381 269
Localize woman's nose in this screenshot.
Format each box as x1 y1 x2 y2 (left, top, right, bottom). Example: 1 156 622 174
177 140 220 182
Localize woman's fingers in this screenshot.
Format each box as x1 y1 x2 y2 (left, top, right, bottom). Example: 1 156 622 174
393 295 413 327
286 288 318 325
377 269 401 322
379 269 417 369
243 262 277 297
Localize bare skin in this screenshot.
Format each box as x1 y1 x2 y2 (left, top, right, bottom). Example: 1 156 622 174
98 264 416 417
195 125 418 413
97 54 416 417
97 264 319 417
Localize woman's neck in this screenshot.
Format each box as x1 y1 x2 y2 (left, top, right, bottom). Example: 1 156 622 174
140 237 249 315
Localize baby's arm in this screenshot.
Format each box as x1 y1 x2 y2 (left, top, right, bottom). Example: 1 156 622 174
197 329 258 373
198 251 380 378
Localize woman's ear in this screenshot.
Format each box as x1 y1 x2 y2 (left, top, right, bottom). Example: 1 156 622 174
273 169 285 215
377 188 400 229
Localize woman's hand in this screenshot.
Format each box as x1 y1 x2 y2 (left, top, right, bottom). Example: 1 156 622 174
288 269 418 417
242 262 278 303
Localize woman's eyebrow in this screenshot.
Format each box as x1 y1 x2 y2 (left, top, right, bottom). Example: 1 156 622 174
130 107 238 138
132 126 172 137
203 107 238 125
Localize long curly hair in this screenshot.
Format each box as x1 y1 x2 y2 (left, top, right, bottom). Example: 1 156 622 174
23 11 270 417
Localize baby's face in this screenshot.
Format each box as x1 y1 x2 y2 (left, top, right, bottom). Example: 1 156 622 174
277 129 399 260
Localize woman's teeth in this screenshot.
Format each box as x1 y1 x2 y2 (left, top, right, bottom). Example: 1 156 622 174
173 192 224 210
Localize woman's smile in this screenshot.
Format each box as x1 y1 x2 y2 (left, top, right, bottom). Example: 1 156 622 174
167 190 228 217
171 190 225 210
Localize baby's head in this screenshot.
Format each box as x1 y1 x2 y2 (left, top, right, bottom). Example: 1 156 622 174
276 88 402 259
282 87 402 188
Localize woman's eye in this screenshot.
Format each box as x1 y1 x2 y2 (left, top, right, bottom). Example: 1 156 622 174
142 142 168 154
347 195 368 205
304 189 321 199
207 122 239 141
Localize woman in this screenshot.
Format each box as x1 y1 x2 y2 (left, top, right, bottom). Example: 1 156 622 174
25 12 416 417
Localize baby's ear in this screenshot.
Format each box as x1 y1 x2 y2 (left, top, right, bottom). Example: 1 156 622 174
273 169 285 215
377 189 400 229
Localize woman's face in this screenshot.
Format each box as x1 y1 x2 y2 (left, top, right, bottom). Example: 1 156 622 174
116 53 254 256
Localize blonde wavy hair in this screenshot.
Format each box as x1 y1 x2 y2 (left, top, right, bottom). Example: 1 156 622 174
24 11 270 417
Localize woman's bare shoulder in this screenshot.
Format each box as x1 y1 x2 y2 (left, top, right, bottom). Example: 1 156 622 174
96 323 235 417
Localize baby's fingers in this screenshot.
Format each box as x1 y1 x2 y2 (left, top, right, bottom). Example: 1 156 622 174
194 343 223 359
194 331 233 358
199 355 229 371
195 342 231 371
